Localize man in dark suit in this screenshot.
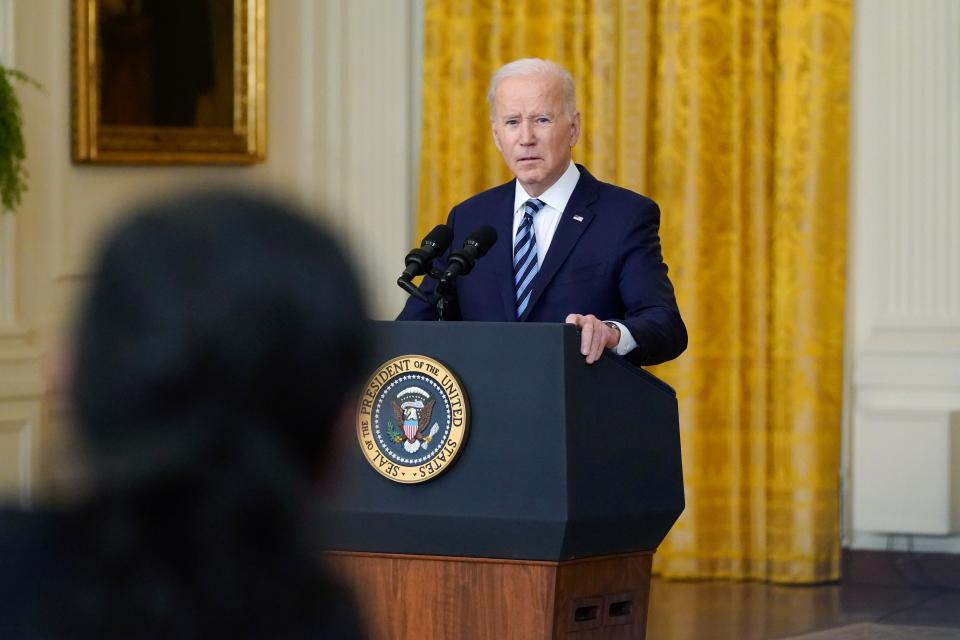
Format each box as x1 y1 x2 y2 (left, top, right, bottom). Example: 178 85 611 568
398 58 686 367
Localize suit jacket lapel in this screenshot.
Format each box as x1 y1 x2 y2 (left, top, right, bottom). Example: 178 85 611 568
487 182 518 321
519 166 599 322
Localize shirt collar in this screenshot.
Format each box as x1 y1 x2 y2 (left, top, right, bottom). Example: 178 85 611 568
513 161 581 214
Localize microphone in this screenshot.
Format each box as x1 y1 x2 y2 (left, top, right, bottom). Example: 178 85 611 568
443 225 498 280
399 224 454 281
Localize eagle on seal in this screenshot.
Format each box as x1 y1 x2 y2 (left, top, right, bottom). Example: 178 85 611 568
392 394 437 453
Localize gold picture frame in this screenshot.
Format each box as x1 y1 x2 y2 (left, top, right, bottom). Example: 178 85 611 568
72 0 267 164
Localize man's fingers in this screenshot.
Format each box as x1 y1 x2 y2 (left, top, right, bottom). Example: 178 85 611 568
566 314 610 364
584 315 604 363
591 326 606 362
579 318 594 356
587 321 606 363
564 313 593 355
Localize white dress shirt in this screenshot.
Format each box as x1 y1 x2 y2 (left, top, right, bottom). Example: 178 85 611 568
511 161 638 356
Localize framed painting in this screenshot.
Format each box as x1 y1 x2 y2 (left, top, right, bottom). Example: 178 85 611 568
72 0 267 164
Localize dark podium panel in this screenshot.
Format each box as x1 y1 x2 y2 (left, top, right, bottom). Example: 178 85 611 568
324 321 684 562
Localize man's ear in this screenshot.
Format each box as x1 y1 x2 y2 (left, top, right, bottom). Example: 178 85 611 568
492 124 503 153
569 111 581 147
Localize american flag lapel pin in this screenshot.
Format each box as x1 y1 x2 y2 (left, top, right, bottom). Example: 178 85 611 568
572 214 584 222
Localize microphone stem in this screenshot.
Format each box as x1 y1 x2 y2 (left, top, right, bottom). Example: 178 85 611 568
434 277 454 321
397 275 432 304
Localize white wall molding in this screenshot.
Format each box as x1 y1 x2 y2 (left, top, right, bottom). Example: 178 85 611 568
0 411 37 507
0 333 42 400
852 408 959 535
850 530 960 555
847 0 960 549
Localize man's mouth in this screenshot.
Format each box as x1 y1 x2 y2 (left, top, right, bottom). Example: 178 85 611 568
518 156 541 162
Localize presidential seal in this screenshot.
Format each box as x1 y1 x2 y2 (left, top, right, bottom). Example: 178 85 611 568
356 355 469 484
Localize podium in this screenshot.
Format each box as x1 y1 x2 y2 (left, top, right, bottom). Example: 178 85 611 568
324 322 683 639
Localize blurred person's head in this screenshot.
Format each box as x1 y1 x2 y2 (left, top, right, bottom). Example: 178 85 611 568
72 190 368 487
56 190 370 638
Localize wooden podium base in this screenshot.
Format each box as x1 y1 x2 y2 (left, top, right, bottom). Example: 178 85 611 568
327 551 652 640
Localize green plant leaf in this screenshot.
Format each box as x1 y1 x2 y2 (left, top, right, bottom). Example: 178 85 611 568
0 66 42 212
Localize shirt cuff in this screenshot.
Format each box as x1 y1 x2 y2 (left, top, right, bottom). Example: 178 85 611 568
606 320 638 356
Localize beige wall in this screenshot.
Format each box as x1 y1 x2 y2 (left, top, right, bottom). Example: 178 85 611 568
844 0 960 553
0 0 420 500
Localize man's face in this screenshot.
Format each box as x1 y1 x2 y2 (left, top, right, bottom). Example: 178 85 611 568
491 73 581 197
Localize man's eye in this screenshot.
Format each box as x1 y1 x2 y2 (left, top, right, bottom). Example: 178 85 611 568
505 119 519 126
537 117 551 125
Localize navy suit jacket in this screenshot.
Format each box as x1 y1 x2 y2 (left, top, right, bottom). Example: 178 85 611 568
398 166 687 366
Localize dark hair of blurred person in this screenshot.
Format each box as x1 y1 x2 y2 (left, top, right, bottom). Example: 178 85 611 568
0 192 370 639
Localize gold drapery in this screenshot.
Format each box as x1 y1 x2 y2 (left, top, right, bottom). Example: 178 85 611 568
417 0 850 583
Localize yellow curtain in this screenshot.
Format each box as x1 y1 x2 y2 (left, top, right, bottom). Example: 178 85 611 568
418 0 850 583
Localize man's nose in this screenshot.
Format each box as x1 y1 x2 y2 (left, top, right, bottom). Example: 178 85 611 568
520 120 536 144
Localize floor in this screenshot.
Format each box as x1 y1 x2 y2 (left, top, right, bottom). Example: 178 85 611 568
645 578 960 639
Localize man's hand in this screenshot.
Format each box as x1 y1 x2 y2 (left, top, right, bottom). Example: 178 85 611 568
565 314 620 364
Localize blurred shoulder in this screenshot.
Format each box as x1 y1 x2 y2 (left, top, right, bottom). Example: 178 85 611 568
0 507 68 639
0 506 63 561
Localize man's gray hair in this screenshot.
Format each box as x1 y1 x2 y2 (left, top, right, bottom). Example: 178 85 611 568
487 58 577 121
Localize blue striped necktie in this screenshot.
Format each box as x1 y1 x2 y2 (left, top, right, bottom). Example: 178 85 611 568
514 198 545 319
